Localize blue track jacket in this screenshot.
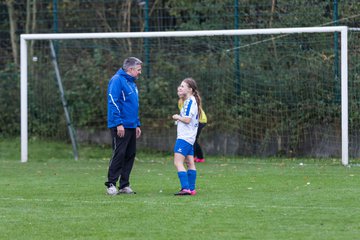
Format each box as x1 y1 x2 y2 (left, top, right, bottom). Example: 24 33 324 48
107 69 140 129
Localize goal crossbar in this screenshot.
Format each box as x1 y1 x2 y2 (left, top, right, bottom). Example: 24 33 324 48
21 26 347 40
20 26 349 164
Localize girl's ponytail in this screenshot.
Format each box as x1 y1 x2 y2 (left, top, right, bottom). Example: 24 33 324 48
183 77 202 118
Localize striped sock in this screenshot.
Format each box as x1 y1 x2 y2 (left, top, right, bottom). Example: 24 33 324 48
187 169 197 191
177 171 189 190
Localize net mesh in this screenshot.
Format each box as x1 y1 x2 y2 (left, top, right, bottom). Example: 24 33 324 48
26 31 359 159
349 30 360 158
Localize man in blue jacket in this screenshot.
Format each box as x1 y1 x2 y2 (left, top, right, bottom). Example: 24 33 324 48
105 57 142 195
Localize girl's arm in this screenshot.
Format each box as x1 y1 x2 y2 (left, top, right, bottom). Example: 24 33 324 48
172 114 191 124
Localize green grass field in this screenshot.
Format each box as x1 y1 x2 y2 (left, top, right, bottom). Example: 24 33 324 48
1 138 360 239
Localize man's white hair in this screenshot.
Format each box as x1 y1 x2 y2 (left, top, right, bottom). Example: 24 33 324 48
123 57 142 71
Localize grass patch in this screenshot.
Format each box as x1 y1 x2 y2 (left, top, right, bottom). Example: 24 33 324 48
1 138 360 239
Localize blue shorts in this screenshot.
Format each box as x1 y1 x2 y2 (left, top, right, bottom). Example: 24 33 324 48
174 139 194 157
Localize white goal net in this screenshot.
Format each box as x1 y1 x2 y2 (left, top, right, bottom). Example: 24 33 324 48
20 26 351 165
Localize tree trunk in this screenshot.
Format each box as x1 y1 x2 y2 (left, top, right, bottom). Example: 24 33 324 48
26 0 31 33
122 0 132 53
269 0 278 61
6 0 19 66
30 0 37 56
26 0 37 59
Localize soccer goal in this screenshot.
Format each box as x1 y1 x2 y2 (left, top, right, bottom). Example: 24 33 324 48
20 26 350 165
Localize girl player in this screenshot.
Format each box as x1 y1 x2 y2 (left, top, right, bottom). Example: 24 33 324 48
172 77 202 196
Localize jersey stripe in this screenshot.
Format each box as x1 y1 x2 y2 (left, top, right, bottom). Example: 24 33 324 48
185 99 193 116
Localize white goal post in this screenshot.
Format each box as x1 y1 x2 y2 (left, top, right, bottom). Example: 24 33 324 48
20 26 349 165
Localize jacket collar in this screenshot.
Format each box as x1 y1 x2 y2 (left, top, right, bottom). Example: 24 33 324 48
118 68 136 82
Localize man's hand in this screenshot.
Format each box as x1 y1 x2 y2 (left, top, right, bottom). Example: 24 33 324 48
117 125 125 138
136 127 141 139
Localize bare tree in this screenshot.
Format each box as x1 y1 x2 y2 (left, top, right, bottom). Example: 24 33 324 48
95 1 128 52
122 0 133 53
269 0 278 61
26 0 37 58
6 0 19 66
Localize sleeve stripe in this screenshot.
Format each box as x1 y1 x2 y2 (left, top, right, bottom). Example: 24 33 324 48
109 94 121 114
122 91 126 101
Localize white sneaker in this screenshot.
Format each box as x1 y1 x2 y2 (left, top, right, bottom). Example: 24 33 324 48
119 186 136 194
106 184 118 195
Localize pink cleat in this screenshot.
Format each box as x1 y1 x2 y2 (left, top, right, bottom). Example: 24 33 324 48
174 189 191 196
190 190 197 195
195 158 205 163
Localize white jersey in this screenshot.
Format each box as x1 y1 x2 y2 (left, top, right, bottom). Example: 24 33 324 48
177 95 199 145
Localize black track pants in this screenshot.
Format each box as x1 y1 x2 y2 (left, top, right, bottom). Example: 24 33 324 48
194 123 206 159
105 128 136 189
